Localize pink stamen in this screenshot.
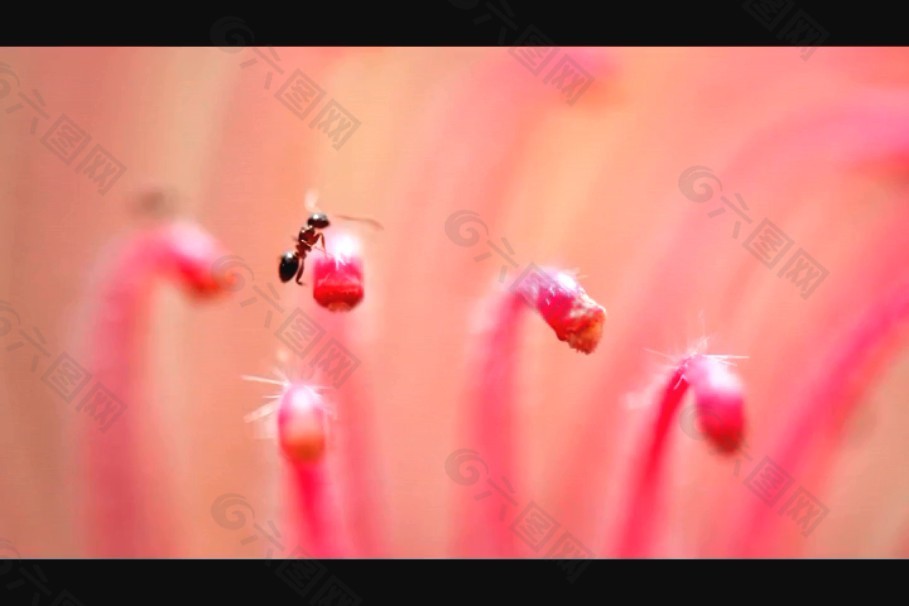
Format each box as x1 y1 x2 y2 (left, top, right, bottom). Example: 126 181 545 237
277 382 344 557
308 230 383 554
82 221 232 557
318 312 386 557
457 269 606 556
617 353 745 557
279 231 375 557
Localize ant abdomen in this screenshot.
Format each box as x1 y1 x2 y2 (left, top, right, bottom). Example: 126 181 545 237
279 251 300 283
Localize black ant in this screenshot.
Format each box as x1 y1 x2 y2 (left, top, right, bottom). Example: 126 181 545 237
279 193 382 285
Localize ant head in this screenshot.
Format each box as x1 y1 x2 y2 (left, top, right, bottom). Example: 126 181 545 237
307 212 330 229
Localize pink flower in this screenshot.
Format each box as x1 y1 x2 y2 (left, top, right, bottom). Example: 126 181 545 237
2 47 908 558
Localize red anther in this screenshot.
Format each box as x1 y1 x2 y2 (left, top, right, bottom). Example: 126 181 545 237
513 268 607 353
312 233 365 312
277 384 328 464
161 222 236 298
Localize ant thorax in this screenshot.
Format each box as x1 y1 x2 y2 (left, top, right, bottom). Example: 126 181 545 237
298 226 321 247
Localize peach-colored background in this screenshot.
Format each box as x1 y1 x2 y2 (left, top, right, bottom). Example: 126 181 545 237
1 47 908 557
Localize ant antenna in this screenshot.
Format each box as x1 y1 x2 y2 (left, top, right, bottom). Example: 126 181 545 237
303 188 384 230
334 213 384 231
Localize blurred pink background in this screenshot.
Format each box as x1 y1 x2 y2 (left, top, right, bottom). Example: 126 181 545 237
1 47 908 557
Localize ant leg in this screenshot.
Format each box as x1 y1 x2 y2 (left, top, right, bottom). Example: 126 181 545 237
295 262 305 285
315 232 328 255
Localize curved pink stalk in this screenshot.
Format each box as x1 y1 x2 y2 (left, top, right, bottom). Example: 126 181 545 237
277 382 344 557
457 269 606 556
456 292 523 557
82 221 231 557
617 354 744 558
310 233 386 556
318 318 384 557
730 279 909 556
